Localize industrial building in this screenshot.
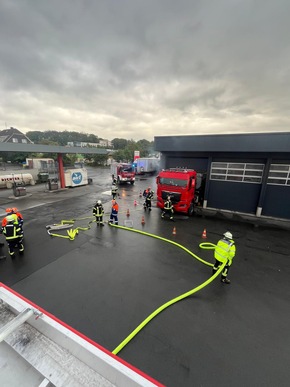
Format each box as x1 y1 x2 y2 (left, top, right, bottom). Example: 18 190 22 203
154 132 290 220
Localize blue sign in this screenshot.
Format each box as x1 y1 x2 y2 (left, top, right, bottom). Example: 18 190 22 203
71 172 83 185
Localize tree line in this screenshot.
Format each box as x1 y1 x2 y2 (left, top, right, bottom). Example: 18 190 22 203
1 130 154 166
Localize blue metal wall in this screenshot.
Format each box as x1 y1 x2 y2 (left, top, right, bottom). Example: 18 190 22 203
166 156 208 172
263 186 290 219
207 180 261 214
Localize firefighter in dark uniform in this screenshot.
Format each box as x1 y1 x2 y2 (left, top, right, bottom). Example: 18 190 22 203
143 187 154 211
111 180 118 200
4 207 24 238
213 231 236 284
161 196 174 220
2 208 24 239
93 200 105 226
2 215 24 257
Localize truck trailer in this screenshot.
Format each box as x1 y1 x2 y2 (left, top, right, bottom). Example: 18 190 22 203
135 157 160 175
156 168 198 216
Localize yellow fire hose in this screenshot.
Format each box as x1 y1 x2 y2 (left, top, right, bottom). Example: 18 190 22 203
46 217 225 356
108 223 225 355
46 217 96 240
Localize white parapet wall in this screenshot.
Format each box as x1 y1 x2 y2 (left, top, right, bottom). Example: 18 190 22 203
0 283 163 387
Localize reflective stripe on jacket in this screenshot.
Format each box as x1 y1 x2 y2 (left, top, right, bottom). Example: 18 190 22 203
93 205 104 216
147 191 154 200
214 238 236 264
3 223 21 240
164 200 173 210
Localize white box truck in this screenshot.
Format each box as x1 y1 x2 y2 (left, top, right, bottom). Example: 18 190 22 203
135 158 160 175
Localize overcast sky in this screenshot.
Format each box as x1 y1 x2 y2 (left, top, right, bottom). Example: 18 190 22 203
0 0 289 141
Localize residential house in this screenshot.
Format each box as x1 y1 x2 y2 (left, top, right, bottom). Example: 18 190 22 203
0 127 33 144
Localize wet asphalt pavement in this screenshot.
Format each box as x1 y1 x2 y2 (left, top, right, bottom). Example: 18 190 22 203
0 166 290 387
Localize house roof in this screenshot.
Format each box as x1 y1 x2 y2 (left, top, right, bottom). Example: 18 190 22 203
0 127 33 144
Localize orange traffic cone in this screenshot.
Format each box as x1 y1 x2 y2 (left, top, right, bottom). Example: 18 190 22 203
141 216 145 225
202 228 207 239
172 226 177 235
134 200 137 206
126 209 130 217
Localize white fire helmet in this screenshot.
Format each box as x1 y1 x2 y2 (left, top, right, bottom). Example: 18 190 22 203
97 200 102 205
224 231 233 239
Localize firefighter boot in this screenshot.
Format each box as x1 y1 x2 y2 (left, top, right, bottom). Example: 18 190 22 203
8 243 14 257
221 277 231 284
19 244 24 254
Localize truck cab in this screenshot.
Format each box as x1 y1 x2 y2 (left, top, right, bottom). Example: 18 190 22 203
111 163 135 185
156 168 197 216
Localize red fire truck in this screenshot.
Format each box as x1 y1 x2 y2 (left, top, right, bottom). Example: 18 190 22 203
156 168 200 216
111 163 135 185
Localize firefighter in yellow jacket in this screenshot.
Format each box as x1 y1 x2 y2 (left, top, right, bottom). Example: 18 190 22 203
213 231 236 284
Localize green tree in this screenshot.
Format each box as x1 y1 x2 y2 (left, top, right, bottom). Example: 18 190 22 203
1 152 30 163
89 154 109 166
111 138 154 162
63 154 78 166
111 138 128 149
37 139 59 146
136 139 153 156
26 130 99 146
113 149 134 162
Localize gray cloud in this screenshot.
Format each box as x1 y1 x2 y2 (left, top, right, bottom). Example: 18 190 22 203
1 0 290 141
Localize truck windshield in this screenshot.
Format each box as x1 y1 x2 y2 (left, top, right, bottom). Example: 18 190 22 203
121 166 133 173
159 177 188 188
